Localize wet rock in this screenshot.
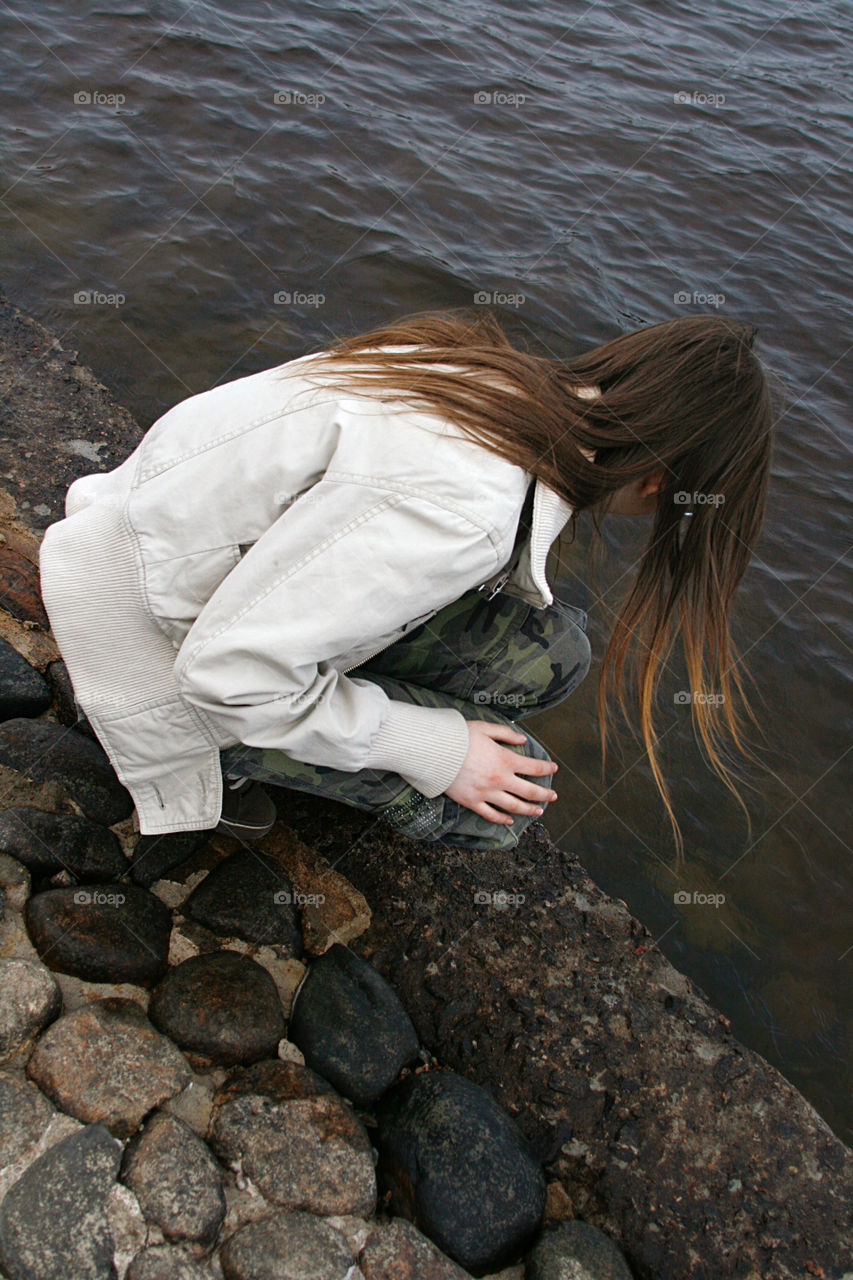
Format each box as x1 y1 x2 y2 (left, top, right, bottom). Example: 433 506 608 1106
26 996 192 1138
0 805 127 882
0 1122 122 1280
148 951 286 1066
360 1217 472 1279
120 1111 225 1251
375 1070 546 1274
210 1091 377 1216
213 1058 338 1109
526 1220 634 1279
0 637 51 719
219 1208 355 1280
45 657 98 740
129 830 213 888
289 943 420 1107
127 1244 212 1280
0 956 61 1059
0 540 49 629
183 849 301 952
24 881 172 984
262 826 371 953
0 717 133 824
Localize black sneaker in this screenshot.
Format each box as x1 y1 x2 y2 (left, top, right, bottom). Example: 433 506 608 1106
216 774 277 841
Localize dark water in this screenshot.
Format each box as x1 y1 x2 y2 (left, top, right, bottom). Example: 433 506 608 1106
1 0 851 1140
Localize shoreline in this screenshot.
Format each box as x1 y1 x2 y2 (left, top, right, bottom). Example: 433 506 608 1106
0 282 850 1279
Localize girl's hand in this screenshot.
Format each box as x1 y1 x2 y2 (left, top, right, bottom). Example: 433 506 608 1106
443 720 558 826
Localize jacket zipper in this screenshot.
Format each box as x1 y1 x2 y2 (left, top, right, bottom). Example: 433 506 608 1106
478 569 510 601
341 636 399 674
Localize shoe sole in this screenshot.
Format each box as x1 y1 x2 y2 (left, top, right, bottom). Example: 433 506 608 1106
216 816 276 840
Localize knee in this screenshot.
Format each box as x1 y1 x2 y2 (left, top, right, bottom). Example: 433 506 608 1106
541 621 591 708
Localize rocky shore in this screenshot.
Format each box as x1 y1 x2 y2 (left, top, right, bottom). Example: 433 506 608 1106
0 283 850 1280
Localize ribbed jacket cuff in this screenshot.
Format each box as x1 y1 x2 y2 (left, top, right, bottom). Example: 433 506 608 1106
362 701 471 798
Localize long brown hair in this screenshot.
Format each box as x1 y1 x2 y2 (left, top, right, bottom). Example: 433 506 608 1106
273 308 783 866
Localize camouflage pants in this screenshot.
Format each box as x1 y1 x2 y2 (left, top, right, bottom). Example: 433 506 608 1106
219 585 591 851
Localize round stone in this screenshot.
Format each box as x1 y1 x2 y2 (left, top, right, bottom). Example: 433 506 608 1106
0 806 127 882
120 1111 225 1250
219 1209 354 1280
0 718 133 825
209 1091 376 1217
183 849 301 952
0 957 62 1060
148 951 286 1066
375 1069 546 1274
0 638 52 719
288 943 420 1107
0 1123 122 1280
525 1220 635 1279
26 997 192 1139
23 881 172 985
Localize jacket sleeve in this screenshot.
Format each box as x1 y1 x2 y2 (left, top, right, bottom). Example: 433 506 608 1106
171 477 503 798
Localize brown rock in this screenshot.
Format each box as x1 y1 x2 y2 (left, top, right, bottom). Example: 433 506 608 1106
359 1218 472 1279
262 826 371 954
26 996 192 1138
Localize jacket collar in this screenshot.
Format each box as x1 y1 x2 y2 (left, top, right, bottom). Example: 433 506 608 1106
481 476 574 608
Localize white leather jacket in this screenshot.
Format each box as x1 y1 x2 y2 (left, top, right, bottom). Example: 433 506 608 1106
38 346 577 835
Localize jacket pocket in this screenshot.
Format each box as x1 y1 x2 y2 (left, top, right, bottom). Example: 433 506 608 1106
144 544 242 651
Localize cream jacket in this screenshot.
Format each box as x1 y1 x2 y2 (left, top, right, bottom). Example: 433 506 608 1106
38 346 582 835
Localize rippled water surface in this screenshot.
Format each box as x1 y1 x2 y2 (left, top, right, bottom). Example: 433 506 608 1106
1 0 851 1139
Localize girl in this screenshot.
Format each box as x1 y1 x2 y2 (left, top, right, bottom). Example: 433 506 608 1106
39 308 779 865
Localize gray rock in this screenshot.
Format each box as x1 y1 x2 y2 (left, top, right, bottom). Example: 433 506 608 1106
0 956 61 1059
288 942 420 1107
375 1070 545 1274
0 638 51 719
120 1111 225 1251
0 850 30 910
126 1244 212 1280
0 717 133 824
24 881 172 984
210 1091 377 1217
219 1209 354 1280
0 805 127 882
360 1217 472 1279
26 996 192 1139
0 1122 122 1280
525 1221 635 1279
183 849 301 952
148 951 286 1067
0 1071 57 1176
